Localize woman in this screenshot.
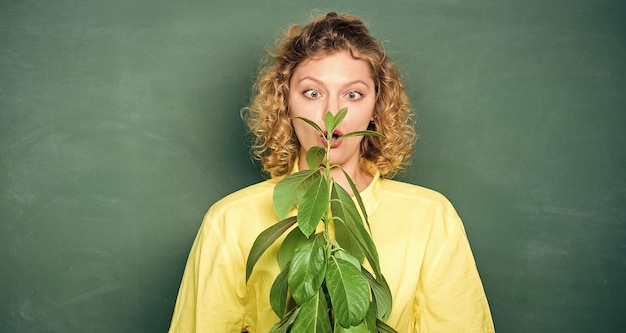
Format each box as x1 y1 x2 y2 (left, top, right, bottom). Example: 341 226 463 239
169 12 494 332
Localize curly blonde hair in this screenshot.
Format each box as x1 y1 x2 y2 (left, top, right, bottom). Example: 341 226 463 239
242 12 417 178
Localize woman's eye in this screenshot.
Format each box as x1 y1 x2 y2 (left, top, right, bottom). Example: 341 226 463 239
304 89 321 99
346 91 362 100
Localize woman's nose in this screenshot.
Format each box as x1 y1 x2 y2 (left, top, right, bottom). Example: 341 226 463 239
325 95 341 115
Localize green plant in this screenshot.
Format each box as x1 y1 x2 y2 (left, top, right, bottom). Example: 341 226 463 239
246 108 398 332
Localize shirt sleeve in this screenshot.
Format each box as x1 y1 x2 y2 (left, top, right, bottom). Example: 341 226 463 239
168 208 247 333
415 200 495 332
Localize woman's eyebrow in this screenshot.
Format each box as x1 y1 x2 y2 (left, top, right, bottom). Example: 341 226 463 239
296 76 372 88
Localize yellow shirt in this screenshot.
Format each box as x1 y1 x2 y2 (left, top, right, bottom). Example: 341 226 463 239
169 174 495 332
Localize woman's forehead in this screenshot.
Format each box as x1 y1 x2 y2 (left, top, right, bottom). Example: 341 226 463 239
291 51 374 82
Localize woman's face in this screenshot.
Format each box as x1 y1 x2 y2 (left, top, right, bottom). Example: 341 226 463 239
288 50 376 168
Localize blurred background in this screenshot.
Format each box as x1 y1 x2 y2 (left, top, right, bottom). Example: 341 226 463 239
1 0 624 332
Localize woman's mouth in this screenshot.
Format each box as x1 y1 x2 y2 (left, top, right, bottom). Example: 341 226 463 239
321 130 343 148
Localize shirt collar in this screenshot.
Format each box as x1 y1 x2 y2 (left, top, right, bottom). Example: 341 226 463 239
359 169 383 217
290 158 383 216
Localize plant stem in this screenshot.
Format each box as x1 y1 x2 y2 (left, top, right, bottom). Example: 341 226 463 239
323 132 333 259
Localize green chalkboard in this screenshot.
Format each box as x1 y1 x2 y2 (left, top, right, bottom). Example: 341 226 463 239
1 0 625 332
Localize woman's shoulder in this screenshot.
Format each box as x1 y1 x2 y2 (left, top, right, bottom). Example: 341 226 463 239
209 178 279 214
194 178 282 253
377 178 463 227
379 178 452 205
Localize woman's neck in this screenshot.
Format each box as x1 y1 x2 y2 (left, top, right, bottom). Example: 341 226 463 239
298 156 373 197
329 166 373 196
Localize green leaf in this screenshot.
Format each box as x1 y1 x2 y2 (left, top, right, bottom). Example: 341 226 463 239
269 306 301 333
338 130 383 139
297 173 329 237
362 268 393 321
246 216 298 281
341 168 370 231
334 300 378 332
306 146 326 170
270 264 290 317
333 320 370 333
290 290 332 333
296 116 324 135
333 215 365 264
333 249 362 270
325 257 370 327
274 169 320 220
324 111 336 136
375 318 399 333
363 300 378 332
331 183 382 278
288 234 327 304
278 227 308 269
334 107 348 127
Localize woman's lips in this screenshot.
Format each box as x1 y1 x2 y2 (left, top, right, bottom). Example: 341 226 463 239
321 130 343 148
